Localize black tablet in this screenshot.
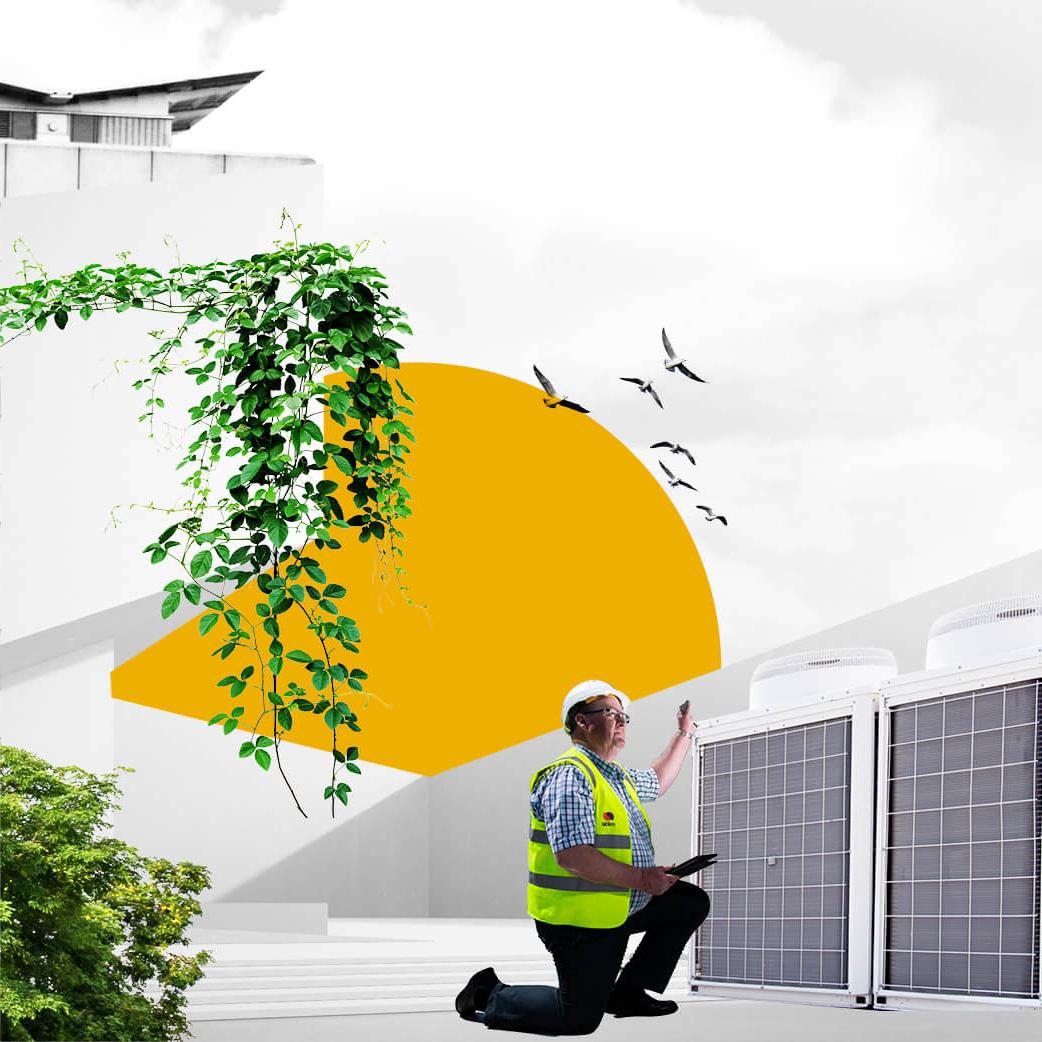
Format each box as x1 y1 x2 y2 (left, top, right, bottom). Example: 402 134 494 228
667 853 718 878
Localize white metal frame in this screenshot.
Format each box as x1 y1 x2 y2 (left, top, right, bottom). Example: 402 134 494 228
873 648 1042 1011
688 687 877 1007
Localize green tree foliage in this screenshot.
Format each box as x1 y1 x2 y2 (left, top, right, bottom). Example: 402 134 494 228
0 228 416 816
0 745 211 1041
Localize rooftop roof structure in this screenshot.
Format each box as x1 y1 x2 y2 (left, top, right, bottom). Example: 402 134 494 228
0 70 262 133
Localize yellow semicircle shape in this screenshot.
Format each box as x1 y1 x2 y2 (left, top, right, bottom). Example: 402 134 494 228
112 362 720 775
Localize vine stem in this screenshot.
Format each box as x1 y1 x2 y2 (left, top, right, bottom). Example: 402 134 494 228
274 737 307 819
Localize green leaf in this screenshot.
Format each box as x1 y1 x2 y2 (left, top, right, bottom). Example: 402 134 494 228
222 718 239 735
286 650 312 663
323 583 346 599
254 748 272 770
304 564 327 583
323 707 342 730
230 706 245 718
346 746 359 761
256 736 274 748
184 583 202 606
240 458 264 482
189 550 213 579
163 579 184 593
239 741 254 758
161 591 181 619
346 762 362 774
207 713 227 726
198 613 219 636
267 518 289 547
54 309 68 330
312 670 330 692
277 708 293 730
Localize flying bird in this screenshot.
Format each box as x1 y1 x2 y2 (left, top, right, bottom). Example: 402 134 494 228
533 365 589 413
659 462 698 491
620 377 663 409
651 441 696 466
661 328 707 382
696 505 728 525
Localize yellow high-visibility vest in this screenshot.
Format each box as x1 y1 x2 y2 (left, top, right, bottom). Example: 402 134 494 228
527 747 652 928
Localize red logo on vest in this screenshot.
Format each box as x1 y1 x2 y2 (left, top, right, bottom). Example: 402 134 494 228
602 811 615 822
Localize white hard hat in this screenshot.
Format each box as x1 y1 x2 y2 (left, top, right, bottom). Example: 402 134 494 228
561 679 630 732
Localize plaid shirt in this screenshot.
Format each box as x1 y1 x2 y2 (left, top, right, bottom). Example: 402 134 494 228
531 742 660 916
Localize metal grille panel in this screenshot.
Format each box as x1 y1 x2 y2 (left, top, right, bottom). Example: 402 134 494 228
881 679 1041 999
696 718 853 988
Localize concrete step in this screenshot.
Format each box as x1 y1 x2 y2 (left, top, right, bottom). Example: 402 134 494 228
187 995 492 1019
189 978 560 1005
195 967 556 990
202 957 549 978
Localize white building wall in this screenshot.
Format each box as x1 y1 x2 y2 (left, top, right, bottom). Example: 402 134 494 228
112 700 425 907
0 163 323 645
0 641 115 774
0 141 313 199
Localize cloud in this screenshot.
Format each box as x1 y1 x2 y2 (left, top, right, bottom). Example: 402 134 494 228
687 0 1042 156
1 1 224 89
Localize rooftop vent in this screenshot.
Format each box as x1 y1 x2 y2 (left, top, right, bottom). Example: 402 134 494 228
925 594 1042 670
749 648 897 711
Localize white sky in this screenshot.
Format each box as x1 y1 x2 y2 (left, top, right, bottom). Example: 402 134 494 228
5 0 1042 664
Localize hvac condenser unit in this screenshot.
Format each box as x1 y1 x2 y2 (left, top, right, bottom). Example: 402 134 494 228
689 648 896 1006
873 595 1042 1010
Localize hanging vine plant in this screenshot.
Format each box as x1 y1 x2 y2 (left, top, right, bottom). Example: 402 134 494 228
0 227 415 818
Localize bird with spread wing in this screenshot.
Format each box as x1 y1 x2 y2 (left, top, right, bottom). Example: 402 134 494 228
533 365 590 413
620 376 664 409
652 440 696 466
661 328 706 382
659 461 698 492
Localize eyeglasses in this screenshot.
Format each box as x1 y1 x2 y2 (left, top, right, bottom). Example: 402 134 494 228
580 708 630 725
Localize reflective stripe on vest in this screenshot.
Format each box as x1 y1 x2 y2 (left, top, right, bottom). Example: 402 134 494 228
528 828 631 850
526 747 652 929
528 872 628 894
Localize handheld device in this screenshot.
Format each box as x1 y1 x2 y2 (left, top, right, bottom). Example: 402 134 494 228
667 852 718 878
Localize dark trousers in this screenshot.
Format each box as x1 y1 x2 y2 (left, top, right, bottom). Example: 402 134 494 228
483 881 710 1036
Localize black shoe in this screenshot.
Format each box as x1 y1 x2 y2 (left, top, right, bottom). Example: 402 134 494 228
455 966 500 1022
605 988 679 1018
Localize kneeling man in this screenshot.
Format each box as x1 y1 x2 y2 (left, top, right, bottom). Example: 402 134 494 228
456 679 710 1035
